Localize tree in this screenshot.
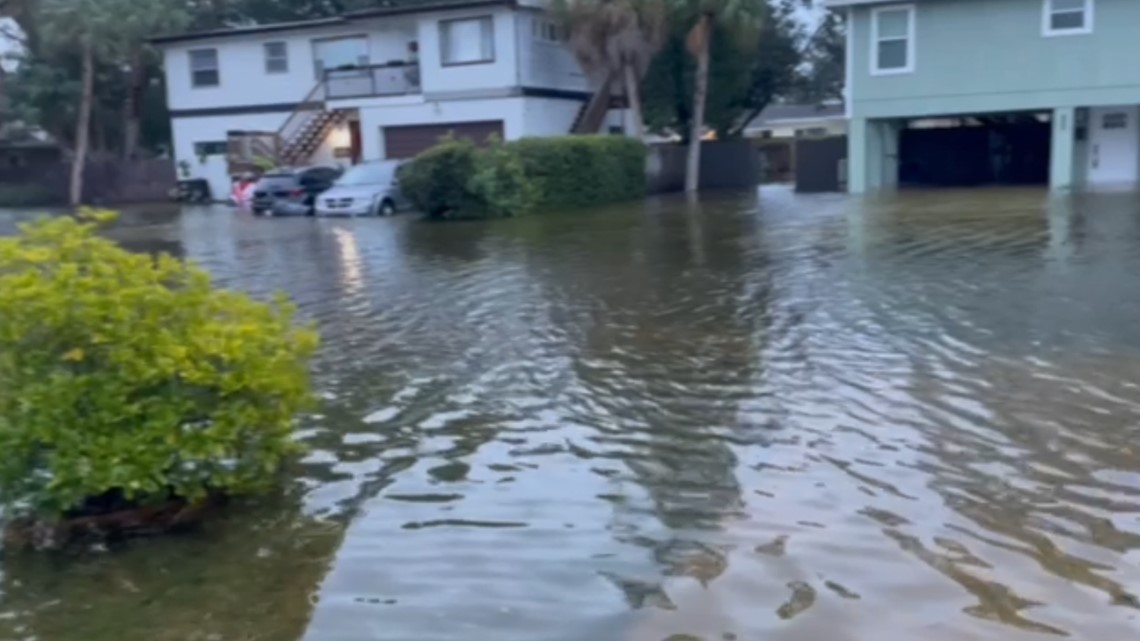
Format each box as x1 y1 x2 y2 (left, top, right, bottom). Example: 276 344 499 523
554 0 667 138
643 0 801 140
795 9 844 104
670 0 764 193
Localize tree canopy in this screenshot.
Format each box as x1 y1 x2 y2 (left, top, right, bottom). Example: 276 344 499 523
643 0 804 141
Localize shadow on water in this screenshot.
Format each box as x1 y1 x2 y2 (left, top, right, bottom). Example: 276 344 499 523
0 484 342 641
6 187 1140 640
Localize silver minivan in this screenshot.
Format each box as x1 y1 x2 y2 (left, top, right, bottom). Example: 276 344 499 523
314 160 408 217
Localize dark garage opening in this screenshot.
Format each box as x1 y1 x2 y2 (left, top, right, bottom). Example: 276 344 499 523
898 112 1051 187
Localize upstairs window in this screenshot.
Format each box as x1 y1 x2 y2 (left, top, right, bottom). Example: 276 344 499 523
533 19 564 43
440 16 494 66
264 41 289 74
871 5 915 75
1044 0 1093 36
189 48 219 87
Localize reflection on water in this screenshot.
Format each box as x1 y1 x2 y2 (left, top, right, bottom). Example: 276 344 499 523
4 187 1140 640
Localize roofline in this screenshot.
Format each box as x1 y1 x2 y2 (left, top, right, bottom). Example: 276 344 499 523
753 115 848 126
150 17 348 45
345 0 516 19
822 0 890 7
150 0 518 46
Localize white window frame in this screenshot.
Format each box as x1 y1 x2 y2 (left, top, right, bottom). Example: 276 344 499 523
264 41 289 74
439 16 495 66
189 48 220 88
870 4 916 76
1042 0 1093 37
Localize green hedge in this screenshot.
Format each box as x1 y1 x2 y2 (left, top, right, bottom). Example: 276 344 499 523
401 135 647 219
510 135 647 210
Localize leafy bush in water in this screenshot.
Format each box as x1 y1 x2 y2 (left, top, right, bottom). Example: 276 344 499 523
0 213 318 519
510 135 647 210
401 135 647 218
399 136 480 218
466 139 538 218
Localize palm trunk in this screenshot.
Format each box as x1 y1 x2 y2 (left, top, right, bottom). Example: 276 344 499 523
685 14 713 194
70 41 94 207
623 62 645 139
122 49 143 159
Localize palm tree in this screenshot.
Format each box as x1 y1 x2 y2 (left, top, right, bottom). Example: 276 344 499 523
555 0 667 138
677 0 763 193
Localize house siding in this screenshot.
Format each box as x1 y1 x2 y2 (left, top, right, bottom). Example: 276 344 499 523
515 10 589 92
850 0 1140 119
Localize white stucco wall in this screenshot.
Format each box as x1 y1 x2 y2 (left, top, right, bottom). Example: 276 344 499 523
163 20 417 111
520 97 581 137
515 11 588 92
358 96 582 159
416 7 519 95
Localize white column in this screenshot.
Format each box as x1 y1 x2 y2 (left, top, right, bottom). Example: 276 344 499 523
1050 106 1076 191
848 117 868 193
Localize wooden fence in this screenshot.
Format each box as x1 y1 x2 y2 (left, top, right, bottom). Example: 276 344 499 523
0 158 177 205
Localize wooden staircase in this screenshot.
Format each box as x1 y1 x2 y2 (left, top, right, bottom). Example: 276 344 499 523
227 80 344 173
279 109 343 166
570 72 618 134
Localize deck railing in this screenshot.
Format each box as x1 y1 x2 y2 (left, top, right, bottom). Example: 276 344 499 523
325 63 421 99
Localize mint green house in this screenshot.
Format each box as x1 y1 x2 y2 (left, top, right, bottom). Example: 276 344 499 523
830 0 1140 192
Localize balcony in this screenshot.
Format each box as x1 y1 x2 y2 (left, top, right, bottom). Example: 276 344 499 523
324 63 421 100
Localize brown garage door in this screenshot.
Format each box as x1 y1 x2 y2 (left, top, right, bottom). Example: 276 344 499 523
383 121 505 159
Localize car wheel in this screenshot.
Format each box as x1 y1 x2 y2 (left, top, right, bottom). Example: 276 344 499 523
377 199 397 216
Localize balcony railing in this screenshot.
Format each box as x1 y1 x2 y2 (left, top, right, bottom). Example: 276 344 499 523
325 63 421 99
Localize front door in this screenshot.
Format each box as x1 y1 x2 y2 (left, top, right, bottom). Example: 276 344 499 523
1087 106 1140 185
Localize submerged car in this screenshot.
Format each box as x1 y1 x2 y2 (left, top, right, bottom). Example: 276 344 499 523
314 160 408 217
251 165 342 216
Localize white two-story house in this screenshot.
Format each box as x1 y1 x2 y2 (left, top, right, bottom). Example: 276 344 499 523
154 0 617 199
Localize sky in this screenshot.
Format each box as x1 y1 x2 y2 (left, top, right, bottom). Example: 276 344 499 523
0 18 20 73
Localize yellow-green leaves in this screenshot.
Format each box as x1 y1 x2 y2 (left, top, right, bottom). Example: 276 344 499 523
0 213 319 518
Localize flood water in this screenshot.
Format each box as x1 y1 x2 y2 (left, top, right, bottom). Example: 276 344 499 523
3 186 1140 640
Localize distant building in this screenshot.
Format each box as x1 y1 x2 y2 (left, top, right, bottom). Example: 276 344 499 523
152 0 627 199
742 103 846 140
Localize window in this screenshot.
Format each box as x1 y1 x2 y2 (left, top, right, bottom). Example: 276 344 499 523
871 5 915 75
440 16 494 66
264 41 288 74
313 36 369 79
194 141 227 156
1044 0 1093 36
533 19 563 43
189 48 219 87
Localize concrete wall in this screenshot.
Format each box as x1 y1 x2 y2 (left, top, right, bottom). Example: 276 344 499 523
849 0 1140 119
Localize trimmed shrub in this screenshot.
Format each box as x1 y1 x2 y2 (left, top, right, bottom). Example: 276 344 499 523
466 140 538 218
510 135 647 210
0 212 318 524
401 135 648 219
399 136 480 218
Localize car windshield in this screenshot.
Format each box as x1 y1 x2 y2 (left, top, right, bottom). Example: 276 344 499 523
336 163 396 187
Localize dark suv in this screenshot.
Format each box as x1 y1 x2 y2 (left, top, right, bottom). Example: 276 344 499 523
251 165 342 215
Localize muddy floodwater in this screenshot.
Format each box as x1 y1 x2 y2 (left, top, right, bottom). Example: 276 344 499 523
2 186 1140 641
